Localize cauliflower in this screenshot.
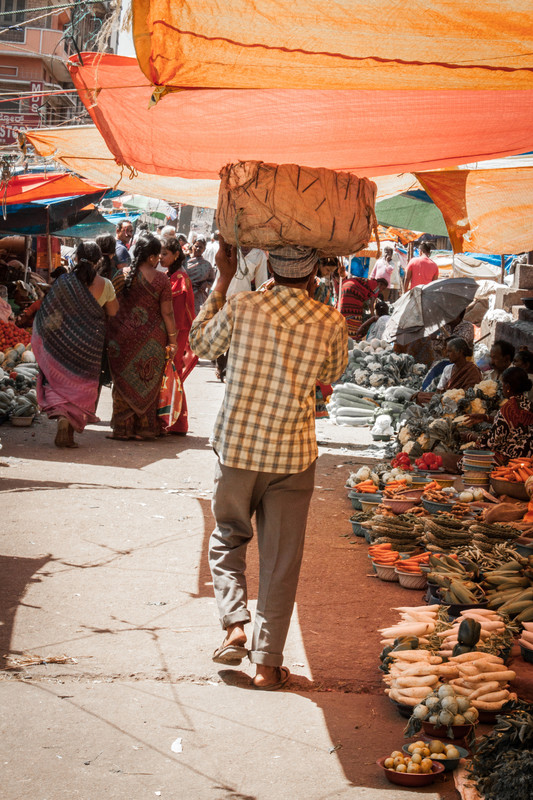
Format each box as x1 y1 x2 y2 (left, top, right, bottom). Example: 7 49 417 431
474 379 498 398
398 426 411 445
404 440 423 457
416 433 430 449
367 361 381 372
369 373 387 387
442 389 465 403
469 397 486 415
353 369 369 384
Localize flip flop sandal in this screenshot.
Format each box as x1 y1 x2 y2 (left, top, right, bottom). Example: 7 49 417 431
252 666 290 691
212 643 248 665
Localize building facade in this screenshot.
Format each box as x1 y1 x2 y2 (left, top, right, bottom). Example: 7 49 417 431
0 0 116 149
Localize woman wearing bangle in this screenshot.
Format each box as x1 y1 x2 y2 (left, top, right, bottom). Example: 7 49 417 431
107 235 177 440
159 237 198 435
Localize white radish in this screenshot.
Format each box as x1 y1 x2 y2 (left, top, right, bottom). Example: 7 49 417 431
468 670 516 683
467 681 501 700
396 675 439 688
475 689 509 703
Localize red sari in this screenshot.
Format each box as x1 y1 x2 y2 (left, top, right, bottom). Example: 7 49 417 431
168 268 198 433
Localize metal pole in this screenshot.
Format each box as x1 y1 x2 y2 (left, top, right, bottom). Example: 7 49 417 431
23 235 30 282
500 254 505 284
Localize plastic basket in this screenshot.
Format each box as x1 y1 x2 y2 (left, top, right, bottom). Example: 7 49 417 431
395 569 428 589
382 497 418 514
351 520 366 537
373 562 399 582
360 499 381 513
421 498 455 514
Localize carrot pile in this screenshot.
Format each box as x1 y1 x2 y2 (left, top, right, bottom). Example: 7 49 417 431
383 479 409 498
491 457 533 483
352 479 379 493
395 552 430 574
369 543 399 565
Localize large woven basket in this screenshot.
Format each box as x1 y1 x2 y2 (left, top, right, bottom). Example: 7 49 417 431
217 160 377 256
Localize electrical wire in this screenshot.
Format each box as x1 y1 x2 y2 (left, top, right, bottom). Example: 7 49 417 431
0 0 105 36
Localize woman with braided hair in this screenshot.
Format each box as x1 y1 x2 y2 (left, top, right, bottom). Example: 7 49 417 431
107 235 178 440
32 240 119 447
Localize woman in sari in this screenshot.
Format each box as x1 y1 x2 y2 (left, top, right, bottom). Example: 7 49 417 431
159 237 198 434
107 236 178 440
474 367 533 463
415 337 482 405
32 241 119 448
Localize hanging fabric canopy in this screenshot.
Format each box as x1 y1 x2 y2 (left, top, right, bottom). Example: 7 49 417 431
65 54 533 181
0 191 107 236
24 123 420 208
416 167 533 253
131 0 533 91
0 172 107 205
53 209 117 239
23 126 221 208
376 190 449 237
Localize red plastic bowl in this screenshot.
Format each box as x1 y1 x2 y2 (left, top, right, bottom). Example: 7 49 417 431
377 756 444 786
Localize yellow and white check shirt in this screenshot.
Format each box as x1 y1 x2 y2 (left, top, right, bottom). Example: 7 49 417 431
190 286 348 473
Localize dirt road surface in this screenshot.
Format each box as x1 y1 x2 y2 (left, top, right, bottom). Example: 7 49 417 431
1 362 455 799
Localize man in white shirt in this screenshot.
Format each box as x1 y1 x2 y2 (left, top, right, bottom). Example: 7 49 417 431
226 247 269 297
204 232 220 267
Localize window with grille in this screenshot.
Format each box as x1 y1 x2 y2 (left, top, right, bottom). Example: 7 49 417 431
0 0 26 42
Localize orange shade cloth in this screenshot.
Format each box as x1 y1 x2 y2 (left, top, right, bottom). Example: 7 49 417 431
25 126 221 208
416 168 533 254
3 172 107 204
25 125 420 209
132 0 533 90
68 54 533 181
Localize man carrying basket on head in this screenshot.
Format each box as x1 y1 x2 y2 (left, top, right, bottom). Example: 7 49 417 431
190 238 348 690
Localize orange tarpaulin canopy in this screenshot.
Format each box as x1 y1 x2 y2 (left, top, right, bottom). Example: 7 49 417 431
67 54 533 181
132 0 533 90
25 125 420 209
25 126 221 208
3 172 107 204
416 168 533 254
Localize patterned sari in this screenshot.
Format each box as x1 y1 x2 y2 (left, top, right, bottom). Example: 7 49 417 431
32 273 106 432
107 270 171 438
167 268 198 433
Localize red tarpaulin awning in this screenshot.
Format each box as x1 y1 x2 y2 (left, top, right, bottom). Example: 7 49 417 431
67 54 533 181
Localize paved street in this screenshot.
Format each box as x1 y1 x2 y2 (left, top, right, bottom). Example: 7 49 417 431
1 362 446 800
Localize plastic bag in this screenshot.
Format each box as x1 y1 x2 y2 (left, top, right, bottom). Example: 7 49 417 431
157 357 183 429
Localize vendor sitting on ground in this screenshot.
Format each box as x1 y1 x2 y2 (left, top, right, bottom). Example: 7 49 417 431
485 339 515 382
421 310 475 389
356 300 390 341
415 337 482 405
464 366 533 463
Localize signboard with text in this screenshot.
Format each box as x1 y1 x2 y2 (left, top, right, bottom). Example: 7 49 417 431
0 112 41 145
30 81 44 115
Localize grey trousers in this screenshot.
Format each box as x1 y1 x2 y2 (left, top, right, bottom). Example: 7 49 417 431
210 458 316 667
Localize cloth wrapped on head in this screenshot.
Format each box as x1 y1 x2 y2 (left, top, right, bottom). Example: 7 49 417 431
268 246 318 279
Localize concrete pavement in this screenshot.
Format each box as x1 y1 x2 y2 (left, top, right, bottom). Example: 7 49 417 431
0 363 447 799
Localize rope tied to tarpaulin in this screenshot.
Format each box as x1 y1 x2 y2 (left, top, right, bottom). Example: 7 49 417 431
112 160 139 190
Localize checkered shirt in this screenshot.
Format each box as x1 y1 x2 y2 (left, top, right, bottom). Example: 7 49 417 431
190 286 348 473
